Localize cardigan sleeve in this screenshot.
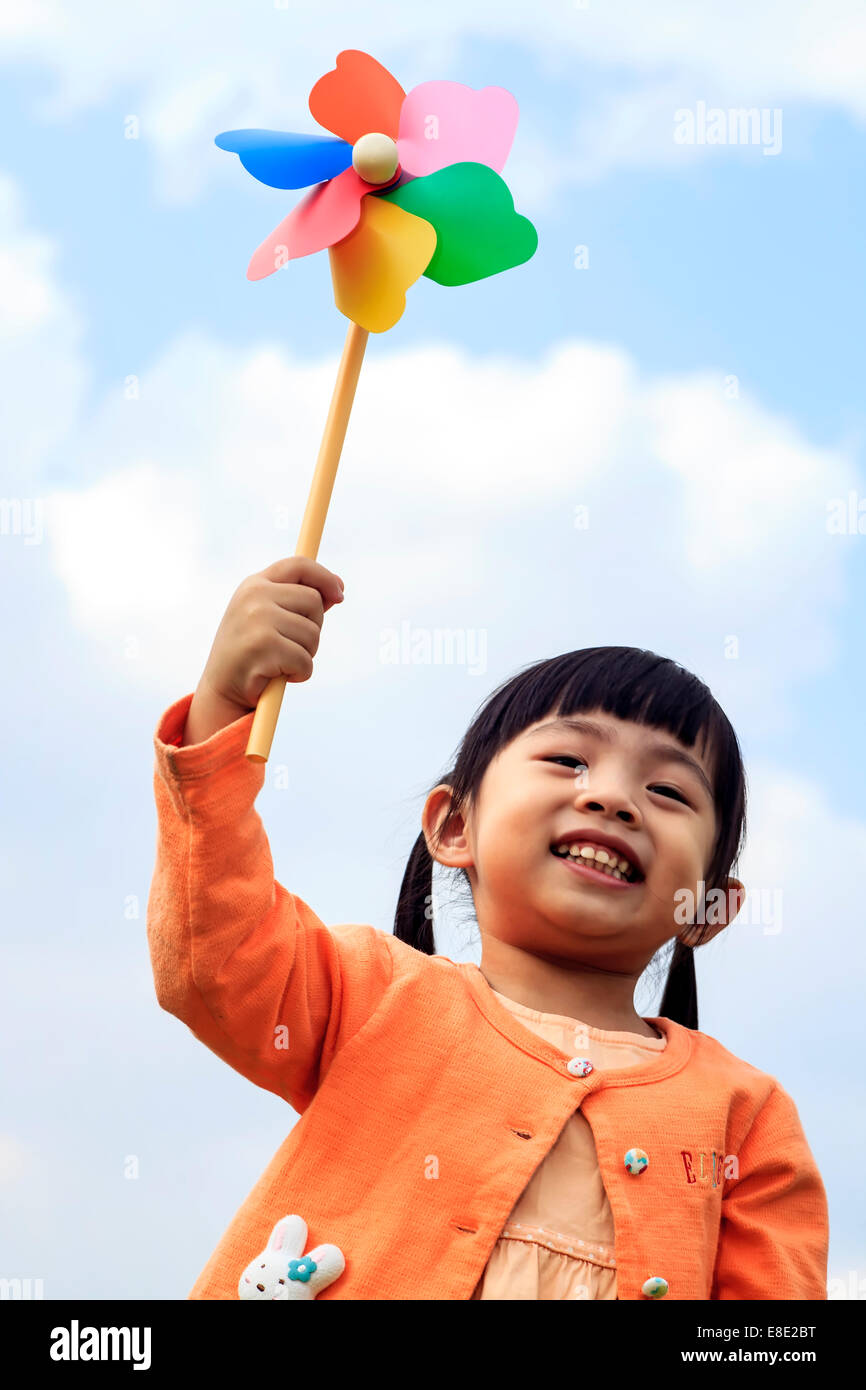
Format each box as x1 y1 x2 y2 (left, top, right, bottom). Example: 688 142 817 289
711 1079 829 1300
146 692 394 1114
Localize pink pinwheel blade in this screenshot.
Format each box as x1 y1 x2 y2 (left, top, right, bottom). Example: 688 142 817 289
397 81 519 177
247 166 397 280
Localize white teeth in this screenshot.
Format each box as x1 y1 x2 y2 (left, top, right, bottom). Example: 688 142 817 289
552 842 639 881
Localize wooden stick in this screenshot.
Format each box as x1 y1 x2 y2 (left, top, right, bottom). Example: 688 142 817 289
245 320 369 763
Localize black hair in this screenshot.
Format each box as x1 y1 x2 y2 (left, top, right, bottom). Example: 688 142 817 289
394 647 747 1030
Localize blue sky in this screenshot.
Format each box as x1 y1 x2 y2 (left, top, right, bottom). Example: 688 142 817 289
1 2 863 1300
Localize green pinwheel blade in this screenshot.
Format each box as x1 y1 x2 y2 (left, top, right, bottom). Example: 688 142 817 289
377 162 537 287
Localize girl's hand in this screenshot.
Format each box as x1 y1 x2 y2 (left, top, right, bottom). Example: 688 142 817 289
181 556 345 745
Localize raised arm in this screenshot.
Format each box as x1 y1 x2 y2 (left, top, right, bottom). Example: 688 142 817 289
146 558 394 1113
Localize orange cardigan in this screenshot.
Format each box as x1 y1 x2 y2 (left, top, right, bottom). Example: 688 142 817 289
147 692 829 1301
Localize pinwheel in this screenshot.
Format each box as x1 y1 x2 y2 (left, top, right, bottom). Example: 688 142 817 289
216 49 537 762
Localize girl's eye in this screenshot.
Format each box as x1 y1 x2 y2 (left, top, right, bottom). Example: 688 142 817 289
650 785 689 804
545 757 690 806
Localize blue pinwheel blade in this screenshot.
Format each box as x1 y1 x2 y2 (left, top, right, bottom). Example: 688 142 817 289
214 130 353 190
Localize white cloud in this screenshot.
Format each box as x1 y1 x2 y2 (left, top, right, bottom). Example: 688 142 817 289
0 173 88 479
1 1 864 200
643 374 849 584
34 321 856 727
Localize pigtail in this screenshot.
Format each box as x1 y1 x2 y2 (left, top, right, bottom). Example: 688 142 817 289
393 831 436 955
658 938 698 1031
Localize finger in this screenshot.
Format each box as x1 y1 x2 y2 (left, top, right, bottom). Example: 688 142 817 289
261 555 344 605
267 581 326 625
270 608 322 658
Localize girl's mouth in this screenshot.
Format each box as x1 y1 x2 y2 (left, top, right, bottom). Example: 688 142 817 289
550 845 643 890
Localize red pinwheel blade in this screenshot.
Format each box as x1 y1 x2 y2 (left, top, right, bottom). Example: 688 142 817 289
309 49 406 144
246 165 400 279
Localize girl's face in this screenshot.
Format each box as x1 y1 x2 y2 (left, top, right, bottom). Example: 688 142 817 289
426 707 734 969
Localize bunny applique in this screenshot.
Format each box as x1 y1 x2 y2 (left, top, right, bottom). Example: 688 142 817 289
238 1214 345 1300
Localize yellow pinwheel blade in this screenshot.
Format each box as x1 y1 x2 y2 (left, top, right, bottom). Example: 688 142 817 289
328 194 436 333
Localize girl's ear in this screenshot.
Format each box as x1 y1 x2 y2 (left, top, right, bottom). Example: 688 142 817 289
422 785 473 867
679 877 746 946
721 877 746 924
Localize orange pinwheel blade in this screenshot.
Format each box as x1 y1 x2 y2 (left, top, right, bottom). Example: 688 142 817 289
329 195 436 333
309 50 405 144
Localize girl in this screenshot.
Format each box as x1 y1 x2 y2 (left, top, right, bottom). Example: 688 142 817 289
147 555 828 1300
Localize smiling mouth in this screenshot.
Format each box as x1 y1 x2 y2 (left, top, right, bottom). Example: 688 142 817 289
550 844 643 887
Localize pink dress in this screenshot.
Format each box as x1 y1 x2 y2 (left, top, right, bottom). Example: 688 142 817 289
470 989 667 1300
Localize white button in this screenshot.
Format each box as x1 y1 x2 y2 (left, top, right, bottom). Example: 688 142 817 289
566 1057 594 1077
641 1275 668 1299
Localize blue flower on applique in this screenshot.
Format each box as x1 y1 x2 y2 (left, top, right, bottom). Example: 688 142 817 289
287 1256 318 1282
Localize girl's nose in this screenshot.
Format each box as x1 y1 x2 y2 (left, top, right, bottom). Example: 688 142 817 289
573 782 640 824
